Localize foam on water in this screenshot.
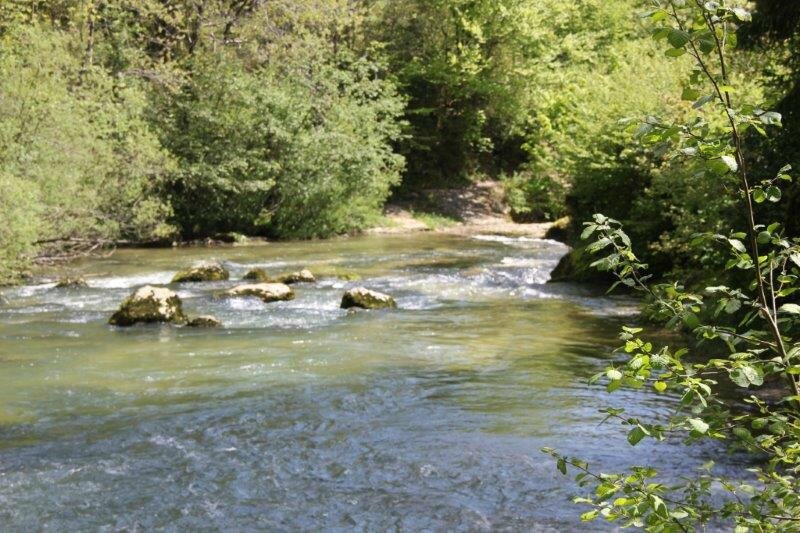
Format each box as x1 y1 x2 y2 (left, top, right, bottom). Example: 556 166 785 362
89 272 174 289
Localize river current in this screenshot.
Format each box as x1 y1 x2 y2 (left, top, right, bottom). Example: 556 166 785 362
0 233 732 530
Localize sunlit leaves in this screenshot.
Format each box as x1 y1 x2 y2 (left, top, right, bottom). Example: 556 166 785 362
687 418 709 434
729 365 764 388
546 2 800 530
779 303 800 315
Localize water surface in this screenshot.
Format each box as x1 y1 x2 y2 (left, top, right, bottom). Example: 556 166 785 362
0 234 727 530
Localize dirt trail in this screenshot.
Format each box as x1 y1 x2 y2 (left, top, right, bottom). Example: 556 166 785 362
368 181 552 238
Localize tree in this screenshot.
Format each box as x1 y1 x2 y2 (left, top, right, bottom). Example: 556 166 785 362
545 1 800 530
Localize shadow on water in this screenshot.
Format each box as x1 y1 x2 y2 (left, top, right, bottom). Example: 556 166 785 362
0 233 735 530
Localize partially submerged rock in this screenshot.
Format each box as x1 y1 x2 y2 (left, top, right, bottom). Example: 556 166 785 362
171 261 229 283
226 283 295 303
186 315 222 328
242 268 273 282
109 286 186 326
544 216 571 242
277 269 316 284
55 276 88 289
340 287 396 310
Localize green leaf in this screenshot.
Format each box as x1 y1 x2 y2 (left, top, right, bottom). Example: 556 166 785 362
724 299 741 314
765 186 781 202
721 155 738 173
693 94 715 109
688 418 709 434
653 381 667 393
758 111 782 126
665 48 687 58
698 37 715 55
728 239 747 253
732 8 752 21
627 426 647 446
557 458 567 475
580 510 599 522
667 30 690 48
681 87 700 101
730 365 764 387
779 303 800 315
752 188 766 203
683 312 700 329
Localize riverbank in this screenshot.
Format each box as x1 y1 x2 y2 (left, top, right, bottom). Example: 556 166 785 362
9 181 556 287
368 181 553 239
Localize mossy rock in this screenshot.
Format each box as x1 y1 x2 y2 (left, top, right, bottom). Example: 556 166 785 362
544 216 571 242
242 268 273 282
340 287 396 310
187 315 222 328
55 276 88 289
226 283 295 303
109 286 186 326
172 261 229 283
277 269 316 284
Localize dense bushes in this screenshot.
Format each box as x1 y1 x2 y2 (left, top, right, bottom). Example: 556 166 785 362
1 0 797 285
156 9 404 239
0 1 405 281
0 25 173 282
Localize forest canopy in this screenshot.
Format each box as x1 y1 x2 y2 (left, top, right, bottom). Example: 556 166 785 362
0 0 797 283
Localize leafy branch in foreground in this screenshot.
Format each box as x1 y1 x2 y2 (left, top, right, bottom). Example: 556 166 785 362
545 2 800 531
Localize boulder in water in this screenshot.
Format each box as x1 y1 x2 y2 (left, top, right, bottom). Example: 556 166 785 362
55 276 88 289
340 287 396 310
172 261 229 283
277 269 316 284
226 283 295 303
186 315 222 328
242 268 273 282
544 216 571 242
109 286 186 326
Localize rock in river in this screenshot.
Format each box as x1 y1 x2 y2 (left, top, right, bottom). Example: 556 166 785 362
55 276 88 289
186 315 222 328
226 283 295 303
172 261 229 283
109 286 187 326
242 268 273 282
277 269 316 284
340 287 396 310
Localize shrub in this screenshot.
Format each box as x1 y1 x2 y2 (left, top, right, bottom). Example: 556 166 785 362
157 24 404 239
0 24 173 282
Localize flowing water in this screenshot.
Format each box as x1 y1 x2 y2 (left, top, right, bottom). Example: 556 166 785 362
0 233 732 530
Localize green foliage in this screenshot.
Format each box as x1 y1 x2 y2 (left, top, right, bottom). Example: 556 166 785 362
375 0 539 186
411 211 459 230
546 3 800 531
504 173 566 222
157 5 404 239
0 23 173 283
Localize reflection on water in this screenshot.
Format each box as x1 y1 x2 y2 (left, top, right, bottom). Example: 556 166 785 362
0 234 727 529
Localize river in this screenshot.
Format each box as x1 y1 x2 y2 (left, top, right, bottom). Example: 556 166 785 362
0 233 732 530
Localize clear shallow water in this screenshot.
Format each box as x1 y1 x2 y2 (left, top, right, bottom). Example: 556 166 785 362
0 234 729 530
